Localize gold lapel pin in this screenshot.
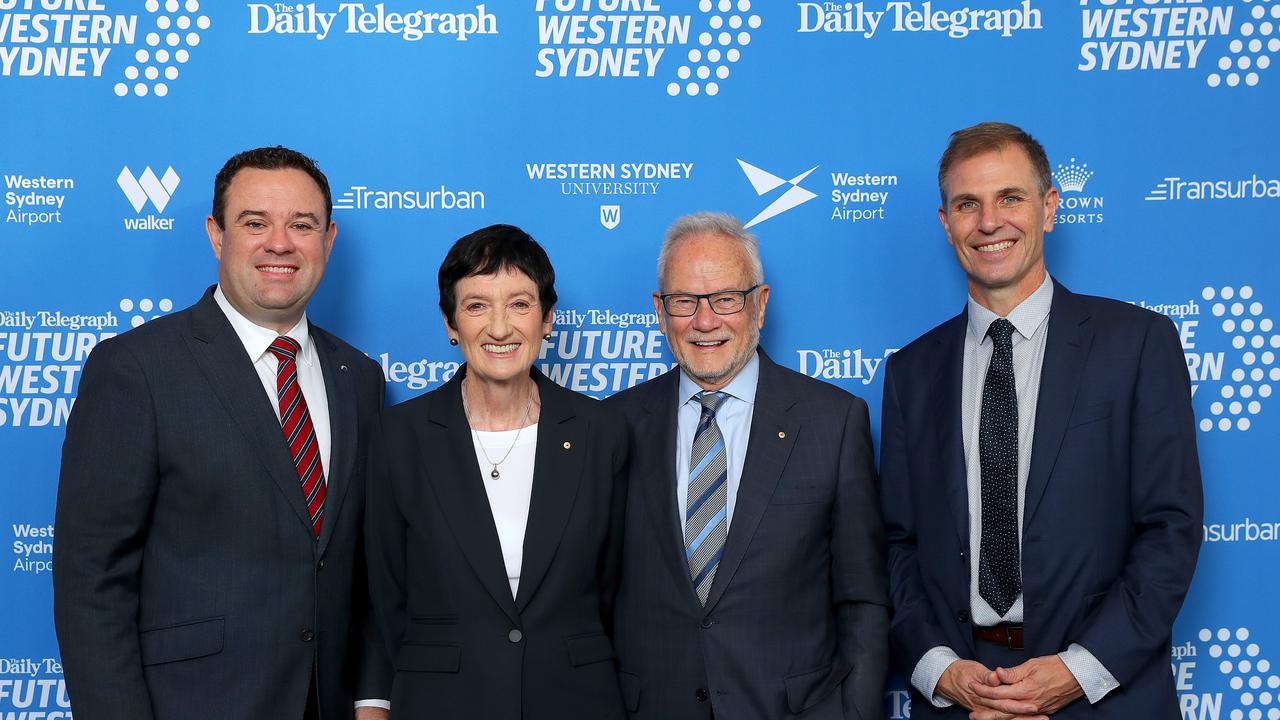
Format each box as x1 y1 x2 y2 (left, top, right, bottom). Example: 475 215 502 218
777 431 786 439
563 441 572 450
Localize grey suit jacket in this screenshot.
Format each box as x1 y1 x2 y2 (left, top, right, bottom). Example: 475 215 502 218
53 287 390 720
606 350 890 720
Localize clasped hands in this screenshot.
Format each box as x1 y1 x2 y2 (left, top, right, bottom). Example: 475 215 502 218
937 656 1084 720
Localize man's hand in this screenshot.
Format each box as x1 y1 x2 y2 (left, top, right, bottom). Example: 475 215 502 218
355 707 390 720
968 655 1083 718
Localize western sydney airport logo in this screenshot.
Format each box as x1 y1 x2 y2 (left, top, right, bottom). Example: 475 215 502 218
1078 0 1278 89
534 0 763 97
524 160 695 227
796 0 1042 38
1052 156 1104 225
1134 284 1277 433
246 2 497 41
3 171 74 227
1169 626 1280 720
738 158 898 228
0 0 212 97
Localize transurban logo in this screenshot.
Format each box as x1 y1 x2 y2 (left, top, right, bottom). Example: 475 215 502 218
796 0 1042 39
0 0 213 98
1052 157 1104 225
117 164 179 230
534 0 762 98
829 169 897 224
3 173 73 227
738 159 817 229
331 183 485 211
1204 518 1280 543
246 2 497 41
1145 174 1280 202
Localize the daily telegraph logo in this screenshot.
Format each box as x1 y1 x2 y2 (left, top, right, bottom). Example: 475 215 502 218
795 346 894 385
246 2 497 41
1052 157 1104 226
1171 626 1280 720
1145 173 1280 202
524 161 694 226
0 0 213 98
738 158 899 228
796 0 1042 38
1136 284 1276 433
539 307 674 397
0 295 170 428
1079 0 1277 89
534 0 763 98
11 522 52 575
3 172 73 227
331 180 485 211
118 164 179 230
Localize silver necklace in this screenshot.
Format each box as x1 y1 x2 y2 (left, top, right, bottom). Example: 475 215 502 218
461 379 534 479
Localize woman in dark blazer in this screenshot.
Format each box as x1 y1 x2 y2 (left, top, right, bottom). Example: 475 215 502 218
366 224 628 719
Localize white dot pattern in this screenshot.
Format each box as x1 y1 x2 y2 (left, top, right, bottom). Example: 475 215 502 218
1208 3 1278 88
1200 627 1280 718
671 3 761 96
117 0 209 97
119 296 174 327
978 318 1021 615
1202 285 1275 432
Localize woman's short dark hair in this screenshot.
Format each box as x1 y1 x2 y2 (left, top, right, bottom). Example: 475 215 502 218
438 224 557 329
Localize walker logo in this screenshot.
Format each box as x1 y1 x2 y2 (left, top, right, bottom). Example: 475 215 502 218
738 159 818 228
1078 0 1277 89
118 165 179 231
246 2 498 41
539 307 673 397
0 295 169 428
600 204 620 229
0 0 213 98
796 0 1042 39
1052 157 1104 226
331 182 485 211
1169 626 1280 720
795 346 895 385
1144 174 1280 202
534 0 763 98
3 173 74 227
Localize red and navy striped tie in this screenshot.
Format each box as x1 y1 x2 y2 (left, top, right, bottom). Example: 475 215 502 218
269 336 325 537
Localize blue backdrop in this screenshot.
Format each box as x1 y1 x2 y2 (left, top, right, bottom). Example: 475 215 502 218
2 1 1277 717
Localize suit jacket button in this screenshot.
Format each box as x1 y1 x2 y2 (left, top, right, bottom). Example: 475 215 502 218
957 611 970 624
301 629 315 642
694 688 709 702
700 618 714 629
317 559 325 570
508 629 523 643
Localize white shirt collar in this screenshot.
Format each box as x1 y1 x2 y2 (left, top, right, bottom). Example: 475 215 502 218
678 349 761 406
966 273 1054 345
213 285 313 365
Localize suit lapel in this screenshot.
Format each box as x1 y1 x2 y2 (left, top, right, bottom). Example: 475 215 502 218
514 371 586 611
313 330 355 557
185 289 317 537
703 352 797 612
1024 282 1093 529
637 371 703 607
932 312 970 547
418 369 521 624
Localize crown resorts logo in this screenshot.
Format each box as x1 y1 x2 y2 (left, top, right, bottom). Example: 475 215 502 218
533 0 761 97
117 164 179 230
737 158 818 228
1078 0 1277 89
0 0 211 97
1052 157 1104 226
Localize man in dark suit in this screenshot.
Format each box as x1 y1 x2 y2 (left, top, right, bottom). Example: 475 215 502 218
53 147 390 720
607 211 889 720
879 122 1202 719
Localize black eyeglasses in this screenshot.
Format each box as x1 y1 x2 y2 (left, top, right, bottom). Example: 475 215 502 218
659 285 761 317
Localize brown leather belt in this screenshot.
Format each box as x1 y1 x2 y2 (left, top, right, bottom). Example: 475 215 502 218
973 623 1025 650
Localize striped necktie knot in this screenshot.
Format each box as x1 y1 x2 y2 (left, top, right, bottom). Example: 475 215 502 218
269 335 301 362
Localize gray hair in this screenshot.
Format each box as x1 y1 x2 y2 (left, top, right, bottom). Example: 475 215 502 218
656 211 764 291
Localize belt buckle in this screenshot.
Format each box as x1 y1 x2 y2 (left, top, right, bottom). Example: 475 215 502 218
1001 624 1024 651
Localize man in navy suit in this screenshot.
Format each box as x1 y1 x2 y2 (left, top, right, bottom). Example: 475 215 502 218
608 212 889 720
879 122 1202 719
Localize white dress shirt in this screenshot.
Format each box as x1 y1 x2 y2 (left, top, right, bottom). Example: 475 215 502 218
675 352 759 535
912 275 1120 707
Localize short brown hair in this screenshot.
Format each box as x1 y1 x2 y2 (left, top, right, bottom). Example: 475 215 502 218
937 122 1052 203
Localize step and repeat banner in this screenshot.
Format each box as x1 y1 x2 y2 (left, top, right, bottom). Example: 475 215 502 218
1 0 1277 717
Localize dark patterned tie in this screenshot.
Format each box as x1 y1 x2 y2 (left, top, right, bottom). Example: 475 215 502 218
978 318 1020 616
268 336 325 538
685 391 728 605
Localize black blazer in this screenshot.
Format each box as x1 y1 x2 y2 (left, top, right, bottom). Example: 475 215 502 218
879 281 1203 718
606 351 890 720
366 366 629 720
53 287 389 720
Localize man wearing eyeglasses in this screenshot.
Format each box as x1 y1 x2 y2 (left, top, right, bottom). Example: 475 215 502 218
606 211 889 720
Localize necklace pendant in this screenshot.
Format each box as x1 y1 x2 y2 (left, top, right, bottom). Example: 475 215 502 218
490 466 500 479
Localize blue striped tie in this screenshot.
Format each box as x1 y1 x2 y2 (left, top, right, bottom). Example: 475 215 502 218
686 391 728 605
